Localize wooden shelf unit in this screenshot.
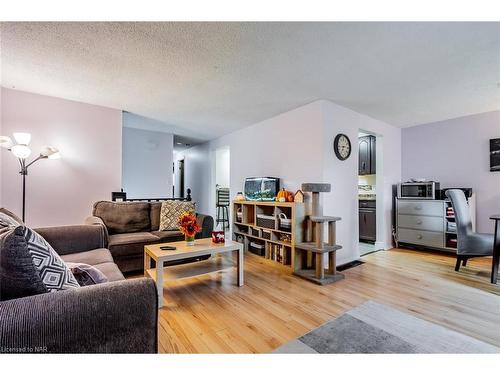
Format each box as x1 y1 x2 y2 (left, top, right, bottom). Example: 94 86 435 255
232 200 305 268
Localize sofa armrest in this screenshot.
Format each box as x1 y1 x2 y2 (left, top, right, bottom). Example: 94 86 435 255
196 213 214 239
84 215 106 227
34 224 107 256
84 215 109 243
0 278 158 353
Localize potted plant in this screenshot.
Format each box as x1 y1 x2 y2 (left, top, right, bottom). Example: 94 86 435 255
178 212 201 246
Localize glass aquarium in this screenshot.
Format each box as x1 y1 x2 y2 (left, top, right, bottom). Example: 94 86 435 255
244 177 280 201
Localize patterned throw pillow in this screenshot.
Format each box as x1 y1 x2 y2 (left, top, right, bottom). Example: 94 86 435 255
22 226 80 292
66 262 108 286
0 208 23 226
159 201 195 231
0 210 22 229
0 226 48 301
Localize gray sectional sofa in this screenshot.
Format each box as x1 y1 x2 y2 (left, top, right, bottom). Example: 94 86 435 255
86 201 214 273
0 224 158 353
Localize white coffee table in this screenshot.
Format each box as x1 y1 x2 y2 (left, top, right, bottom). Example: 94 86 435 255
144 238 244 307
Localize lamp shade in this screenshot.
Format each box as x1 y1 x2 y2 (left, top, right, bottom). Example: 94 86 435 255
40 145 59 157
48 151 61 160
11 144 32 159
13 132 32 145
0 136 13 149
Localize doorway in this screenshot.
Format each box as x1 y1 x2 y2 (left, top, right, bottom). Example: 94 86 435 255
215 146 230 231
358 130 383 256
173 155 185 198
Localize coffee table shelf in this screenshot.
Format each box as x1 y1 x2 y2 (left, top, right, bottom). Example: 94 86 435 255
144 254 235 281
144 238 244 308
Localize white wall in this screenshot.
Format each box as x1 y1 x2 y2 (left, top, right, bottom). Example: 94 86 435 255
209 101 325 218
179 100 401 265
321 100 402 264
1 88 122 227
215 146 230 188
402 110 500 233
122 125 173 198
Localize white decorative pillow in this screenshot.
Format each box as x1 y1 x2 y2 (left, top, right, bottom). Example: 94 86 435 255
159 201 195 231
0 211 22 229
23 226 80 292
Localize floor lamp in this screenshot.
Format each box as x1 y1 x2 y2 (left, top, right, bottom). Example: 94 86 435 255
0 133 60 222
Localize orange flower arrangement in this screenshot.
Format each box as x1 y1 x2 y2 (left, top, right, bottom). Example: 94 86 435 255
178 212 201 238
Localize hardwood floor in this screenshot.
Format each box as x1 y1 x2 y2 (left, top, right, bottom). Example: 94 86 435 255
154 248 500 353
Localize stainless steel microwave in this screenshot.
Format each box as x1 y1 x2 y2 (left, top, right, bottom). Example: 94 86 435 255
397 182 440 200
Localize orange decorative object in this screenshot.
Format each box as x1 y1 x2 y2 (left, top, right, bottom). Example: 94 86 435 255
277 189 295 202
178 212 201 238
276 188 288 202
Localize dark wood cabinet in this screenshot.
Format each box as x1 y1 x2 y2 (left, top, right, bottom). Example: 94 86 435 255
358 135 376 175
369 135 376 174
359 200 376 242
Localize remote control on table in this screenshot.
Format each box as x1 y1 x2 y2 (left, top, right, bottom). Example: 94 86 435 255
160 245 176 251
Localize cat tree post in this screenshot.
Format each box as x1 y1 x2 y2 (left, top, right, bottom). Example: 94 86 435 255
328 221 337 274
315 220 324 279
293 183 344 285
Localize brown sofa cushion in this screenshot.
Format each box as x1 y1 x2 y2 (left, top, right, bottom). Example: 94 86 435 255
151 230 184 242
93 262 125 282
93 201 151 234
108 232 159 257
61 248 114 266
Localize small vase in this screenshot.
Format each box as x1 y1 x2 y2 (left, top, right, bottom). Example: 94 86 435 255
185 235 195 246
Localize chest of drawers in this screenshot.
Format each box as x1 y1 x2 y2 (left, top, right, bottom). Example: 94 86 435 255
396 199 447 251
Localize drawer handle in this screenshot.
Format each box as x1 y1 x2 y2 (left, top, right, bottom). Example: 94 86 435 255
416 234 423 239
416 219 422 225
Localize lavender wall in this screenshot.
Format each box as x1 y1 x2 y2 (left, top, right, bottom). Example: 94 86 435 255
0 88 122 227
402 110 500 233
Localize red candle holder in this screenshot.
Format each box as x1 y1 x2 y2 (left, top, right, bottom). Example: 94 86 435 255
211 230 225 243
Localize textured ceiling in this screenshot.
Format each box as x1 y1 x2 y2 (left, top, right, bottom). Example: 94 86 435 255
1 22 499 141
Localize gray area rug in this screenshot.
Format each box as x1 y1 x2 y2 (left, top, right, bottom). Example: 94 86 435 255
274 301 500 353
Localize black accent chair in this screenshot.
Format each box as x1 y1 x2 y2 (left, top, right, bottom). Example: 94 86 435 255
446 189 494 272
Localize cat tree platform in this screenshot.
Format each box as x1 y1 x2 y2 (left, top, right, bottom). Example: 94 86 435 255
310 216 342 223
293 242 345 285
295 242 342 252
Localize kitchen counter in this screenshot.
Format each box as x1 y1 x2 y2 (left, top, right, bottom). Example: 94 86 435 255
358 195 376 201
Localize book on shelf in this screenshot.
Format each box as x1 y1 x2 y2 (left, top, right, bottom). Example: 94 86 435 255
267 242 285 263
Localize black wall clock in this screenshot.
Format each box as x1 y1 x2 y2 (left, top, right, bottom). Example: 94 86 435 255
333 133 351 161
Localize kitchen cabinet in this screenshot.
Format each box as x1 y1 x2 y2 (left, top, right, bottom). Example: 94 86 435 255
358 135 376 175
359 200 376 242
